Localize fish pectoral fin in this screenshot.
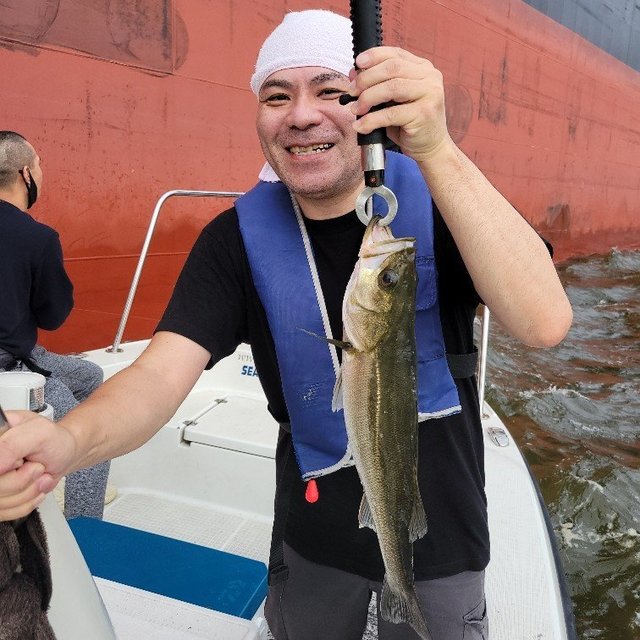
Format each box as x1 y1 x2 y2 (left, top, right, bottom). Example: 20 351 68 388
409 496 428 543
298 328 352 350
331 368 344 412
380 578 432 640
358 494 377 532
328 338 353 350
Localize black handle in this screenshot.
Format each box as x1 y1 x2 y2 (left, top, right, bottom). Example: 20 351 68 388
350 0 386 147
350 0 382 58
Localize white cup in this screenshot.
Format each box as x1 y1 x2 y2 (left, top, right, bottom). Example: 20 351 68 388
0 371 47 411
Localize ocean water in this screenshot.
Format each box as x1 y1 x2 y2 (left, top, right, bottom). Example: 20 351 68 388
486 249 640 639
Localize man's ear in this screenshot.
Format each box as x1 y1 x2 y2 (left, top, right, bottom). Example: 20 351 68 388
20 166 31 185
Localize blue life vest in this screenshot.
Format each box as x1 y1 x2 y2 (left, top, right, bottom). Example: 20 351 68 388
236 151 461 480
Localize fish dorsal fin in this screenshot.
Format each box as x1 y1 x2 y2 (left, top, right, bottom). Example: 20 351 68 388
409 495 428 543
358 493 377 532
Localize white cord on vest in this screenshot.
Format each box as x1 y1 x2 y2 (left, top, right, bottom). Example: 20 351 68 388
289 192 341 379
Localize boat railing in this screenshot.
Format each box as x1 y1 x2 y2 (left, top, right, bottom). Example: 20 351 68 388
477 306 491 417
108 190 243 353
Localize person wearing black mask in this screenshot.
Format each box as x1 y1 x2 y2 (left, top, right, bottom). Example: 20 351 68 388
0 130 110 520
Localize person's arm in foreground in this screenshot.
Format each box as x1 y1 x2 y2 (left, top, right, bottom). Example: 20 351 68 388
350 46 573 347
0 331 210 521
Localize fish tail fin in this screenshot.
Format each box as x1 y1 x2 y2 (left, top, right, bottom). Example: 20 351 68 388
380 578 432 640
409 493 428 542
358 493 377 532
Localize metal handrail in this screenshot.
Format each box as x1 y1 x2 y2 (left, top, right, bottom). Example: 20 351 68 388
108 190 244 353
477 305 491 418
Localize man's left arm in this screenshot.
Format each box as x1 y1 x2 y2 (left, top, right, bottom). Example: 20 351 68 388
350 47 572 347
416 142 571 347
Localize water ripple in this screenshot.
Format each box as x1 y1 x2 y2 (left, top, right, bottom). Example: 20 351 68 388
485 249 640 639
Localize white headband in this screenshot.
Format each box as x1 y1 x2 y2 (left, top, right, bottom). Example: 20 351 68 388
251 10 354 182
250 10 354 96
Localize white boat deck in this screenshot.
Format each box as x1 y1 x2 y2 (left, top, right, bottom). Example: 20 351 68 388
483 404 568 639
96 578 267 640
57 340 571 639
105 491 272 565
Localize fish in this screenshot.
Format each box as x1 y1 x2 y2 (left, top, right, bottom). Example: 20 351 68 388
332 216 432 640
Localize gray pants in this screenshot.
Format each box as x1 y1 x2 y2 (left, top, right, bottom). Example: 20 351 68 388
9 346 110 520
265 543 488 640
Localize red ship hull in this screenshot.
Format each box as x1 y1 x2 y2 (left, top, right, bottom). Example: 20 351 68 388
2 0 639 353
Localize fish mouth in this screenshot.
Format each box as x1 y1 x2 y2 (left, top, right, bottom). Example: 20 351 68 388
361 234 416 258
361 239 415 257
287 143 335 156
361 218 415 256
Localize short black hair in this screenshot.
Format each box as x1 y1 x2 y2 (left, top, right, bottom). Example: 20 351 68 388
0 131 35 189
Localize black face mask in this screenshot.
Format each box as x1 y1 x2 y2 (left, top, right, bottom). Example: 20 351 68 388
19 169 38 209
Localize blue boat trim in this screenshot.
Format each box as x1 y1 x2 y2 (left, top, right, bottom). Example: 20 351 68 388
68 517 268 620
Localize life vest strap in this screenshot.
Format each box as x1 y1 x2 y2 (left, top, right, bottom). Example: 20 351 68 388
446 349 478 379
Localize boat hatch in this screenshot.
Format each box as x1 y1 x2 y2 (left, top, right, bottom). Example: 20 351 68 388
181 394 279 458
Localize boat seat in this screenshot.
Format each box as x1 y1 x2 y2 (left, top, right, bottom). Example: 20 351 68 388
68 517 267 620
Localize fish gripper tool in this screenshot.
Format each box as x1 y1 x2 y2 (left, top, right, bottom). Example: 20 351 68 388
350 0 398 227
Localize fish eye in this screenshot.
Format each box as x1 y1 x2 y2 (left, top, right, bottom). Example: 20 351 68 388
379 268 399 288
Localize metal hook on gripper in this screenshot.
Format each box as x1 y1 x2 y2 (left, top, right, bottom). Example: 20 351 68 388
355 185 398 226
350 0 399 228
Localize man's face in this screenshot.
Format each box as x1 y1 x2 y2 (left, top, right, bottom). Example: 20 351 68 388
25 142 43 193
256 66 363 208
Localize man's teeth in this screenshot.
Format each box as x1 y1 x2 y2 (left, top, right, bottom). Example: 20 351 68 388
289 143 332 155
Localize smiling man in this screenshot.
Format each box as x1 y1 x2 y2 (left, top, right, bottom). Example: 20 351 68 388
0 10 572 640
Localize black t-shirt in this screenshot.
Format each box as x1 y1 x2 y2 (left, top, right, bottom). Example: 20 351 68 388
157 204 489 581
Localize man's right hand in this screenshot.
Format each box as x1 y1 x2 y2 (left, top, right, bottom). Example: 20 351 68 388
0 410 74 521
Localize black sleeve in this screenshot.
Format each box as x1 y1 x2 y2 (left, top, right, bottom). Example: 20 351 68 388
433 202 482 357
30 232 74 330
156 208 249 367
